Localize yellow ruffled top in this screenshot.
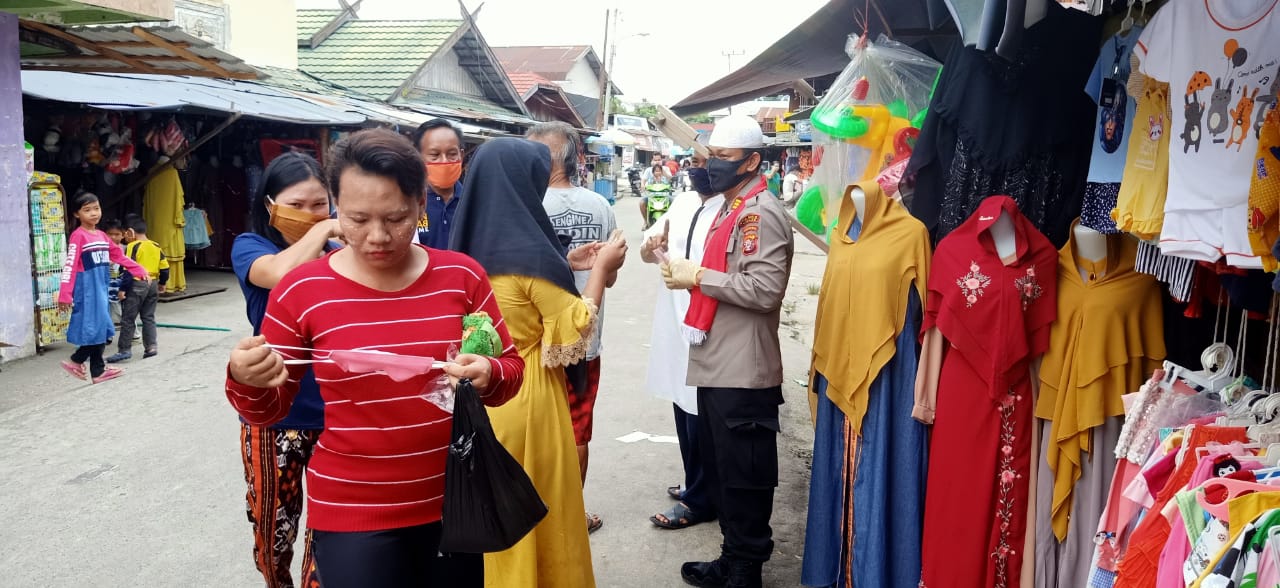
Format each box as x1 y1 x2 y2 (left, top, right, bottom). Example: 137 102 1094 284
810 181 931 434
1035 229 1165 540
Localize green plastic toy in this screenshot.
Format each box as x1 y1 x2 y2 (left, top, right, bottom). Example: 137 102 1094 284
460 312 502 357
795 185 837 240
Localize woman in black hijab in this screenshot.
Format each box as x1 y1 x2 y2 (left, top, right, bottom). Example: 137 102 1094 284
449 138 625 587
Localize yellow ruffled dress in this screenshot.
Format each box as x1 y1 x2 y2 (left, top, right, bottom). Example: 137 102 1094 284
1035 230 1165 540
484 275 597 588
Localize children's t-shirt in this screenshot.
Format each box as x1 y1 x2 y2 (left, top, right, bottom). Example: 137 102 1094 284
125 239 169 281
1137 0 1280 215
1087 27 1145 183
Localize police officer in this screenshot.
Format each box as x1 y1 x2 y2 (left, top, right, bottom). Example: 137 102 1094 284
660 115 795 588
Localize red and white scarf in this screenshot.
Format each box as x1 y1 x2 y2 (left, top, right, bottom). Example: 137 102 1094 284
683 179 768 345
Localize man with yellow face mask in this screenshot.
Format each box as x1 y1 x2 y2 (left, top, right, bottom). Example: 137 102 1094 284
411 119 465 248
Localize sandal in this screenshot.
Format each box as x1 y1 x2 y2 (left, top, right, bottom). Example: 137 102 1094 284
586 512 603 534
667 484 685 501
60 360 88 381
651 502 713 530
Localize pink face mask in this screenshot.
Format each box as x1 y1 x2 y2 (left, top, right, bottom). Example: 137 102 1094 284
328 350 440 382
269 345 443 382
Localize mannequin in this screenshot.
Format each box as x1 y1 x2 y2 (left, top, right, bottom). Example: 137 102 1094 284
991 209 1018 262
850 184 867 221
1073 223 1108 281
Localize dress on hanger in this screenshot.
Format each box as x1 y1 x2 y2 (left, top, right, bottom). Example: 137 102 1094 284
915 196 1059 588
183 207 211 250
904 1 1103 248
802 182 931 587
143 165 186 292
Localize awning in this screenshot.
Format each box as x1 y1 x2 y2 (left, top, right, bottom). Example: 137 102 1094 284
670 0 956 116
19 22 260 79
592 128 636 146
21 70 365 125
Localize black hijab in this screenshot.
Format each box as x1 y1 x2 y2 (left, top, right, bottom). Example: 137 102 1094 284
449 138 579 296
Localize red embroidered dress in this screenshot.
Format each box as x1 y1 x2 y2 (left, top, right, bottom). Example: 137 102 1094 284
917 197 1058 588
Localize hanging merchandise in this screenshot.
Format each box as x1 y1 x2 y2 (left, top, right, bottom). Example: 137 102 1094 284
803 34 942 241
144 163 187 294
915 196 1058 588
1248 108 1280 269
1080 21 1145 234
802 181 932 587
1111 74 1172 240
905 1 1104 248
183 206 212 251
1137 0 1280 268
1031 225 1166 587
22 141 34 184
28 172 68 347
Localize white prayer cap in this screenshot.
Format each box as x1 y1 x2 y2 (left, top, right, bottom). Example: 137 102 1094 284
708 115 765 149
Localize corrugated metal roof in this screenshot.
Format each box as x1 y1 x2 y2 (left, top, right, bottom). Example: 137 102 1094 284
298 18 461 100
492 45 590 80
493 45 619 95
397 88 535 125
21 70 364 125
253 66 509 138
19 24 259 79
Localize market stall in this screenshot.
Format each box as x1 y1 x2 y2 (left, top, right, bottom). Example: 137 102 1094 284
670 1 1280 587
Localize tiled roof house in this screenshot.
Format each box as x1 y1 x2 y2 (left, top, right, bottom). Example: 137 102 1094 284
296 3 531 131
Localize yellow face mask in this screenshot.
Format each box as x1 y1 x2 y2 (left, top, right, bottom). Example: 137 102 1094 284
268 199 329 243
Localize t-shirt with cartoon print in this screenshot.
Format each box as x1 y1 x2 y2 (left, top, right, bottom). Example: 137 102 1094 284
1137 0 1280 214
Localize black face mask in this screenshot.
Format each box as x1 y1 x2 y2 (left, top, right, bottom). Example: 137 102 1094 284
705 156 754 194
688 167 713 195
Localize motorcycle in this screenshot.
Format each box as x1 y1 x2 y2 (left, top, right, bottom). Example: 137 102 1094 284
626 165 643 197
644 182 674 229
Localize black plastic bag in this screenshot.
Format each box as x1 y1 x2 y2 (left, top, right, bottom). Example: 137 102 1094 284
439 379 548 553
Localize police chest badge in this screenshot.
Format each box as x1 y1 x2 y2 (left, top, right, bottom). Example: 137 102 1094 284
739 213 760 255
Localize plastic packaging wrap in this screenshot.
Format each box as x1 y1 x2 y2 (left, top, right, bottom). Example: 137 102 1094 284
804 34 942 238
423 344 460 414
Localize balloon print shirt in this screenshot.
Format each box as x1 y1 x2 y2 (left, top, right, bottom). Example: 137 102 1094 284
1137 1 1280 212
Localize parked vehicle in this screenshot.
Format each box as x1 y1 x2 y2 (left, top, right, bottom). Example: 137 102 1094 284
626 165 643 196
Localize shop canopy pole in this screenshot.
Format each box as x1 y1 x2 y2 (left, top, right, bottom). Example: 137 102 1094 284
651 104 829 254
105 112 244 210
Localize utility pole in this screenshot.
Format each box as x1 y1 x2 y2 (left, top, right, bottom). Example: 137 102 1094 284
722 49 744 73
595 9 612 130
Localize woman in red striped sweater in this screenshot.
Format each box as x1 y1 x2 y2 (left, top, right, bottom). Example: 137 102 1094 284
226 128 524 587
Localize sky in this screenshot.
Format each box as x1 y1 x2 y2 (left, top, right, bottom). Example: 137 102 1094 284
296 0 829 106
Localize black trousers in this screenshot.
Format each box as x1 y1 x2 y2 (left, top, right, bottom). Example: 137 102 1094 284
674 403 714 516
696 386 783 563
70 344 106 378
312 522 482 588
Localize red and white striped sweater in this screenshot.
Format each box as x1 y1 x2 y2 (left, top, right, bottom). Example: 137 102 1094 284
225 247 524 532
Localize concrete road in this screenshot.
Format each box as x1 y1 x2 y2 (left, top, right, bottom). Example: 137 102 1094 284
0 196 826 587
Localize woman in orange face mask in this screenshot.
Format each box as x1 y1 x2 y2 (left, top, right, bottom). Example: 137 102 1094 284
229 151 340 588
413 118 465 248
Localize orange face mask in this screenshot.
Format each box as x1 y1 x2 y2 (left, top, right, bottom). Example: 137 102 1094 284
426 160 462 191
268 200 329 243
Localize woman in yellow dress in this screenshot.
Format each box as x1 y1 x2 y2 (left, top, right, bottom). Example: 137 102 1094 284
450 138 626 588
